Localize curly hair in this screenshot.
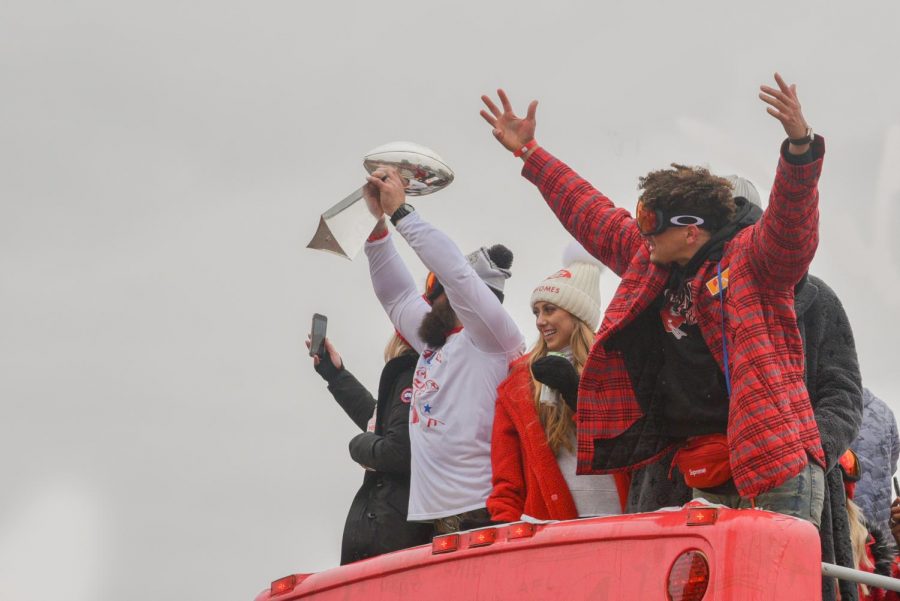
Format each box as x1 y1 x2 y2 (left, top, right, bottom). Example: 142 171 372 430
638 164 736 232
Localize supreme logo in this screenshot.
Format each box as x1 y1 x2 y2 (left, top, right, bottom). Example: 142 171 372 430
689 468 708 476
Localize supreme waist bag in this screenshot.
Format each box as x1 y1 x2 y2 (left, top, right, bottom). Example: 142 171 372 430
671 433 731 490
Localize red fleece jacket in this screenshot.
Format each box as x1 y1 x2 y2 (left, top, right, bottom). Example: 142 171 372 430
488 357 630 522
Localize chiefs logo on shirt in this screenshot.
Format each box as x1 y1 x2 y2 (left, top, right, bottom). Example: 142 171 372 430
661 310 688 340
414 367 428 389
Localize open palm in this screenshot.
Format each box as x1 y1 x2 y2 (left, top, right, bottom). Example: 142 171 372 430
758 72 809 140
480 89 538 153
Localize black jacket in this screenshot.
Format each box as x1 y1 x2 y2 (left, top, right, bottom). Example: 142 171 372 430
795 274 863 601
626 274 863 601
325 352 432 564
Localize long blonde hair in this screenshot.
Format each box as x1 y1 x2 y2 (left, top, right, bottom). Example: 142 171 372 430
847 497 873 595
527 319 595 454
384 332 413 362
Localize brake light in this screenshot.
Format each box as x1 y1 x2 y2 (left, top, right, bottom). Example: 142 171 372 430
271 575 296 595
686 507 718 526
469 528 498 547
432 533 459 554
507 522 536 540
666 550 709 601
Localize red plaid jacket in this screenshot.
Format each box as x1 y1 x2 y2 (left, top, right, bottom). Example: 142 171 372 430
521 138 826 498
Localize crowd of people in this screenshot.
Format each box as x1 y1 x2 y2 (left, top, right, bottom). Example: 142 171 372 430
307 72 900 600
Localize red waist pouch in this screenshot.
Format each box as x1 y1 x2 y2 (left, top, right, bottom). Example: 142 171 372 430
671 433 731 489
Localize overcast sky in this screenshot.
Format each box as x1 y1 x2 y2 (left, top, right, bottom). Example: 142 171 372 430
2 2 899 600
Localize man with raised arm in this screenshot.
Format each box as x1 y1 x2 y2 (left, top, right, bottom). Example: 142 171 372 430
363 169 525 533
480 74 827 523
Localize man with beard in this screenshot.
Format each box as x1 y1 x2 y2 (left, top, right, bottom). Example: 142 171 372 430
479 73 827 523
363 168 525 533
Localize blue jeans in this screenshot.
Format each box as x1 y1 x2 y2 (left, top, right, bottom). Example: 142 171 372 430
693 462 825 528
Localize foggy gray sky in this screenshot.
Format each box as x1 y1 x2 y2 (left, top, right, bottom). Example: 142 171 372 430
1 1 899 600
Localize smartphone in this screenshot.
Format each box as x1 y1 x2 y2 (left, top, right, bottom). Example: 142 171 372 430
309 313 327 358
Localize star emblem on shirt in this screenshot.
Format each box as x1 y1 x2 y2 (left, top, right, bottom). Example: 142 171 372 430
424 403 432 414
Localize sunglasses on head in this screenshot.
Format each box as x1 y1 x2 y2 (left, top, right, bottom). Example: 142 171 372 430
635 199 707 236
425 271 445 304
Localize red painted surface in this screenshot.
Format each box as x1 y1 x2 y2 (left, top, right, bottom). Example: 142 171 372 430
255 504 822 601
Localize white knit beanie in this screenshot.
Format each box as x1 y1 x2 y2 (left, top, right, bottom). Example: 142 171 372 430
530 242 603 331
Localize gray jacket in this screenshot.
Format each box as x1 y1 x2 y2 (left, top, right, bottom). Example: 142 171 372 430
851 388 900 539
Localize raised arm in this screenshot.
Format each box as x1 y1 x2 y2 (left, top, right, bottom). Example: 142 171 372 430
397 212 523 354
364 219 429 353
367 172 524 355
480 89 644 276
747 73 824 287
308 339 375 431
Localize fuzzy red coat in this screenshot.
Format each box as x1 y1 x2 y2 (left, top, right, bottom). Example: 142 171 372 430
521 139 827 498
488 357 629 522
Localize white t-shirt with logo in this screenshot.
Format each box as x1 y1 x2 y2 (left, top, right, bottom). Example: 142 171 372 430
366 212 525 520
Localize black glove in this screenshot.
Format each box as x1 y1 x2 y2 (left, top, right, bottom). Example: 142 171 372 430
531 355 579 412
868 521 894 577
314 349 343 383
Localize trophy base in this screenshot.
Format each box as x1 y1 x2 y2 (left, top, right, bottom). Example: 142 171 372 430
306 216 350 259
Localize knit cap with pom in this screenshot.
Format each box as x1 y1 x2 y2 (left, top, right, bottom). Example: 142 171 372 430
465 243 514 303
530 241 603 330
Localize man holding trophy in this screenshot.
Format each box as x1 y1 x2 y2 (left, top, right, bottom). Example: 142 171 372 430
362 167 525 533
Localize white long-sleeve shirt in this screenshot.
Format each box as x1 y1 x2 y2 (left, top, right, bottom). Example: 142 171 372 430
366 211 525 520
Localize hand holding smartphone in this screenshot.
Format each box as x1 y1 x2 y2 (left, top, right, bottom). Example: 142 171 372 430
309 313 327 358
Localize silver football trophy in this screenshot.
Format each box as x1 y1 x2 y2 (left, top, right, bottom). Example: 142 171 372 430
307 142 454 259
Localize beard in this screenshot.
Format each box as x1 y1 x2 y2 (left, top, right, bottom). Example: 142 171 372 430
418 299 458 348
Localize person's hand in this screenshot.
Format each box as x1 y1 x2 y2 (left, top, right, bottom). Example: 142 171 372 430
531 355 579 411
480 89 538 155
306 336 343 382
365 167 406 218
759 72 810 152
362 182 388 238
890 498 900 547
363 179 386 220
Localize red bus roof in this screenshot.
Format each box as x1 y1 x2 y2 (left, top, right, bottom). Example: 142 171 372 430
256 504 822 601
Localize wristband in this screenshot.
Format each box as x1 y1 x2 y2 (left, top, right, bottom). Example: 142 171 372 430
788 126 814 146
513 139 539 159
389 203 415 226
367 226 389 242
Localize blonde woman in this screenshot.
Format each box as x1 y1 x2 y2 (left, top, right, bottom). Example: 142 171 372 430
488 248 629 522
